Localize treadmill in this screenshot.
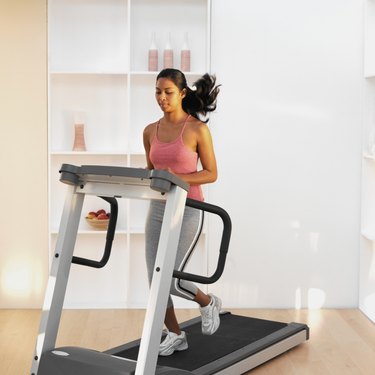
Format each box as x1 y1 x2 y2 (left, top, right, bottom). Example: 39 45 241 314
31 164 309 375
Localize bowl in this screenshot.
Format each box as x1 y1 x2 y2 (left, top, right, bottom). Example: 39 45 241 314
85 217 109 230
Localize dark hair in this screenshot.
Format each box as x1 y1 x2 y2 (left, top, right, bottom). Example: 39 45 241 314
156 68 220 123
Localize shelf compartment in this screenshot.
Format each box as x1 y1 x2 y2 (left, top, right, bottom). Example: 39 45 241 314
50 74 128 153
130 0 209 72
49 0 129 73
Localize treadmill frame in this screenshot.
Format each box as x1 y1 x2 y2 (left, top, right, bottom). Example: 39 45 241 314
31 165 189 375
31 163 309 375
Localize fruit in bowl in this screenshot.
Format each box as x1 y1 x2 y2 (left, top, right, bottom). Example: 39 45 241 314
85 209 110 229
97 213 109 220
87 211 97 219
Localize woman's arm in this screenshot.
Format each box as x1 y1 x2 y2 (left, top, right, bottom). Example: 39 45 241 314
175 124 218 185
143 124 155 170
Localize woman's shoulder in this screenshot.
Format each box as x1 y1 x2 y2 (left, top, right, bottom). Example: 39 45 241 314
143 121 158 135
187 116 206 130
186 116 211 137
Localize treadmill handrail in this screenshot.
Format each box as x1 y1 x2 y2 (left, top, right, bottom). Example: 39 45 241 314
59 164 232 281
59 163 190 193
72 197 118 269
173 198 232 284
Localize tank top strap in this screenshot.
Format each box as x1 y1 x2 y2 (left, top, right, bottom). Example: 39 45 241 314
154 119 161 141
154 115 190 142
180 114 190 137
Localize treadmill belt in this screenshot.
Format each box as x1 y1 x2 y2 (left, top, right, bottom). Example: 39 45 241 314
115 314 287 372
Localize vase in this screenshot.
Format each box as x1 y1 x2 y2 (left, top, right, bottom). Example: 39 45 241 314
73 123 86 151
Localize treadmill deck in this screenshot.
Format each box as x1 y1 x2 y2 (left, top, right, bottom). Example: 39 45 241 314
108 313 309 374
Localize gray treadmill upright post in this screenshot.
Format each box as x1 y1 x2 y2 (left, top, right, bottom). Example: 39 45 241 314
31 184 84 374
135 183 187 375
31 164 189 375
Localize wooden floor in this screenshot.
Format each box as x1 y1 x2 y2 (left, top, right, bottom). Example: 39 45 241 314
1 309 375 375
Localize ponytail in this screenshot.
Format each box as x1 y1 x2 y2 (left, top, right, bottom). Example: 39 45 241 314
183 74 220 123
156 69 221 123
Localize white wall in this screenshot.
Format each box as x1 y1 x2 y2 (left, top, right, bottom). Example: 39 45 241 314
0 0 365 310
0 0 48 308
208 0 363 308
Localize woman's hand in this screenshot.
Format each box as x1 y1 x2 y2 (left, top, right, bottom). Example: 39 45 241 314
164 167 175 174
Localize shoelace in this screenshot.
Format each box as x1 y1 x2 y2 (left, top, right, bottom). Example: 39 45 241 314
201 303 214 320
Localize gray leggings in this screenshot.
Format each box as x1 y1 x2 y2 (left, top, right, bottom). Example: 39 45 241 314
145 200 204 308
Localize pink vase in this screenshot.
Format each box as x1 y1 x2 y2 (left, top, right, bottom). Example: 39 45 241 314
73 123 86 151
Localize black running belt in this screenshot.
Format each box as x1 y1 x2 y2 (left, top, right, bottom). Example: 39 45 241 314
115 314 288 372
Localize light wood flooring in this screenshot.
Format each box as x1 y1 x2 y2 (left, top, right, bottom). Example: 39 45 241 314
1 309 375 374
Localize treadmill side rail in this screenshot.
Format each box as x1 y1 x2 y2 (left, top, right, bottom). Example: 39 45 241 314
196 323 309 375
212 329 308 375
38 347 193 375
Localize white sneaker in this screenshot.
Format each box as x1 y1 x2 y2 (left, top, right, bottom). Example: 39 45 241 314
200 293 222 335
159 330 188 356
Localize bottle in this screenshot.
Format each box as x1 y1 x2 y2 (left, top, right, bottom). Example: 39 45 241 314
163 32 173 69
148 32 158 71
180 32 191 72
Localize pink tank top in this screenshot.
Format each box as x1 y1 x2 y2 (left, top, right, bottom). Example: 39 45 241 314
149 116 204 201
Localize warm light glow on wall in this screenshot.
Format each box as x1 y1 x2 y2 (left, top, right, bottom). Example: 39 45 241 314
308 288 326 309
1 0 48 307
295 287 326 309
295 287 302 309
1 255 44 298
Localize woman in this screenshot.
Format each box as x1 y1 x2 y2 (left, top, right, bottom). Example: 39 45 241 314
143 68 221 356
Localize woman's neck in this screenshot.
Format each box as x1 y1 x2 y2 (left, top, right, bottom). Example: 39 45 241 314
162 111 189 126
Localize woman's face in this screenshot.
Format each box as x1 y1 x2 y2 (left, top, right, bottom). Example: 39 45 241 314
155 78 185 113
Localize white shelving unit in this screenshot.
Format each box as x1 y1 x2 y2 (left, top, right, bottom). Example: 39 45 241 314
360 0 375 323
48 0 211 308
